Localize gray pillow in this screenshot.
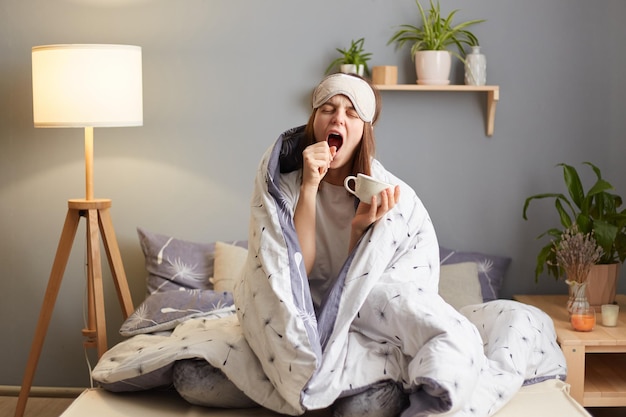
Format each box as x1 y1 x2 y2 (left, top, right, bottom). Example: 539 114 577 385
137 227 247 294
119 289 234 336
439 247 511 302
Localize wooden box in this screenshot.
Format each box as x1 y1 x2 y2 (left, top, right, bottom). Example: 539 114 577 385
372 66 398 85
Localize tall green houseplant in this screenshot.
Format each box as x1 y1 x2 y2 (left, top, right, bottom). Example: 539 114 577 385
387 0 484 59
522 162 626 282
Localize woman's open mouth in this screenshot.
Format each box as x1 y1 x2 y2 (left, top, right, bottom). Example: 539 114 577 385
327 133 343 151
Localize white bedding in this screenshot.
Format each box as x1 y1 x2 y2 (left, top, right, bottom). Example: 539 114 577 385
92 127 567 417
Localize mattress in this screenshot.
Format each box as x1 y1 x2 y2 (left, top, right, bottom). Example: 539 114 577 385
60 379 591 417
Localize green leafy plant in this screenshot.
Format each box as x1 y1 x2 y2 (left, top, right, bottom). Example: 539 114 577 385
387 0 484 60
325 38 372 76
522 162 626 282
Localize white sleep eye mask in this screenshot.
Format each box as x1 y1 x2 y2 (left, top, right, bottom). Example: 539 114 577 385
312 73 376 123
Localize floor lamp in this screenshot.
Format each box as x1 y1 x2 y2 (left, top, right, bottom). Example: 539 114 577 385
14 44 143 417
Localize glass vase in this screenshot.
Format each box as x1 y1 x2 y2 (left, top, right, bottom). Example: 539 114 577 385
464 46 487 86
567 280 590 315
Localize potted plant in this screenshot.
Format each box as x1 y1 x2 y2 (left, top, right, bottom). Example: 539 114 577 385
387 0 484 85
522 162 626 305
325 37 372 77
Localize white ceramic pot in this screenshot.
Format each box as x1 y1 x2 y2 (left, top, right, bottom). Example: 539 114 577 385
414 50 451 85
340 64 364 76
340 64 356 74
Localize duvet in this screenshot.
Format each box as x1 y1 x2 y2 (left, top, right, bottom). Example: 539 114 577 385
92 126 567 417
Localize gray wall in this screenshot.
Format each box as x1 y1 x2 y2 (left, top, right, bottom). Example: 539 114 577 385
1 0 625 388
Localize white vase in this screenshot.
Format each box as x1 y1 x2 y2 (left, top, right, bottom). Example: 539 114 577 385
414 51 451 85
464 46 487 86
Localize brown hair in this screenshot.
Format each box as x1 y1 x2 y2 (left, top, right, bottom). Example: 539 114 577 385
301 74 381 177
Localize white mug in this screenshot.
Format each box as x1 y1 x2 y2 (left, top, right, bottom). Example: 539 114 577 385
344 173 393 206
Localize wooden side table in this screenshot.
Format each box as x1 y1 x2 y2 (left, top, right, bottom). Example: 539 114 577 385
514 294 626 407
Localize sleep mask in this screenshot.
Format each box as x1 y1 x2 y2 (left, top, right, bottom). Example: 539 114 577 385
312 73 376 123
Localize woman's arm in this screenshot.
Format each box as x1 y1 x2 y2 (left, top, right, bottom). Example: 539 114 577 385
294 183 318 274
293 141 336 274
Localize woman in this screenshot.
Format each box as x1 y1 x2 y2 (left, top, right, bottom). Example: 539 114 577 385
281 73 409 416
285 73 401 311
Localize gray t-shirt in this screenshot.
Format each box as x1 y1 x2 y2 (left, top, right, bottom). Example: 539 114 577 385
280 171 354 308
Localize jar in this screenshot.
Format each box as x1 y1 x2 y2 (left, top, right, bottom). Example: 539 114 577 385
464 46 486 86
571 306 596 332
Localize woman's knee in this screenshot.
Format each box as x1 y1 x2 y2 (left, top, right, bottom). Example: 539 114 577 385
333 380 409 417
172 359 257 408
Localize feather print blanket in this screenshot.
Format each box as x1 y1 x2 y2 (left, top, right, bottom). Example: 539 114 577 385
92 126 567 417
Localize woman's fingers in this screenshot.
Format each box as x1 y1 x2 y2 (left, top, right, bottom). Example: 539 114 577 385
373 186 401 218
352 185 402 239
302 142 335 185
377 187 392 211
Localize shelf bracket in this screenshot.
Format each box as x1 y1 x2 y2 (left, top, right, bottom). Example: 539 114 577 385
486 87 499 137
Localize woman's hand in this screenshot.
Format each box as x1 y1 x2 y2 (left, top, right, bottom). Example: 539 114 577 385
301 141 336 189
349 185 401 250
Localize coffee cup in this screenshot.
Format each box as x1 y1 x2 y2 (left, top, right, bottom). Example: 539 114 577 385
344 173 393 206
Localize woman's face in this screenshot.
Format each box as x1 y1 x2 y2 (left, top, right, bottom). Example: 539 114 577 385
313 94 365 171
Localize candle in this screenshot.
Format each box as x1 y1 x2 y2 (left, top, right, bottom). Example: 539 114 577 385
571 308 596 332
601 304 620 327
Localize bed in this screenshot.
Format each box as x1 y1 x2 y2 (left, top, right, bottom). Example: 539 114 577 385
80 227 591 417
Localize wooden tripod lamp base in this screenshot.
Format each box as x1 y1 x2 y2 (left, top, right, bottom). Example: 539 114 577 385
14 198 135 417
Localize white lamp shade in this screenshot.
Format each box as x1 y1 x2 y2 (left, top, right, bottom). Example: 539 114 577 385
32 44 143 128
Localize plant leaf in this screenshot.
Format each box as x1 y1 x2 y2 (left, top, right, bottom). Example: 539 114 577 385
522 192 575 220
594 219 619 263
555 199 572 228
559 163 584 209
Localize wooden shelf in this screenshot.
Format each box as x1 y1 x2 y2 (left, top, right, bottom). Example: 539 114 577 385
373 84 500 137
584 353 626 407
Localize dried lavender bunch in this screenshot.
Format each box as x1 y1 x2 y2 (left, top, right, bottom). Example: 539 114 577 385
552 225 603 284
